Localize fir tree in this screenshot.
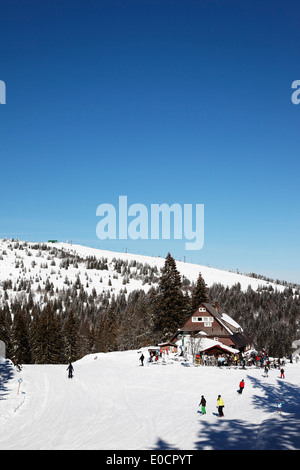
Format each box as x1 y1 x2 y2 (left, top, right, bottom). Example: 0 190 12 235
190 272 209 312
11 311 31 364
154 253 185 340
102 297 120 352
0 308 11 357
63 309 79 362
31 304 64 364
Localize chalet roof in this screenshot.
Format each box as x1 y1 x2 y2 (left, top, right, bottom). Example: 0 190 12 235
177 336 239 355
230 332 252 349
201 343 239 355
180 325 208 333
201 302 242 335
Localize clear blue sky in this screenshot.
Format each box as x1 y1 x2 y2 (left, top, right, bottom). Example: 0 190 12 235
0 0 300 283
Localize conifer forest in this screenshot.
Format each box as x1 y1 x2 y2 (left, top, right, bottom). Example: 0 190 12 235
0 242 299 364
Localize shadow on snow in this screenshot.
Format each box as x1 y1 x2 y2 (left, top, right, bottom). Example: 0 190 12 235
151 371 300 450
0 361 15 401
193 372 300 450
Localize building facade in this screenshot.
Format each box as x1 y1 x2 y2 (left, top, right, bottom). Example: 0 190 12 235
173 302 252 352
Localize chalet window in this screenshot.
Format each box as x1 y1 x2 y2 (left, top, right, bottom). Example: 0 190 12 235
192 316 213 323
199 307 206 312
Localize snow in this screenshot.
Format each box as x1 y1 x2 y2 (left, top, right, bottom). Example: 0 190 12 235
219 313 242 331
193 337 240 354
57 242 288 292
1 351 300 450
0 239 298 451
0 239 288 310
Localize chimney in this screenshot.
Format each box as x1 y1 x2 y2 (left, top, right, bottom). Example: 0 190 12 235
215 301 218 311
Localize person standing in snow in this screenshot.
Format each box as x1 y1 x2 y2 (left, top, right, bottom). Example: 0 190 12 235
280 368 285 379
239 379 245 394
217 395 224 417
67 363 74 378
139 353 145 366
277 399 282 414
199 395 206 414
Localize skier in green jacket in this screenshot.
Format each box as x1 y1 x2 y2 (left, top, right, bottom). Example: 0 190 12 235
199 395 206 414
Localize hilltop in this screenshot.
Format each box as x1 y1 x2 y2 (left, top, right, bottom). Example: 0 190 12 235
0 238 289 308
1 238 299 363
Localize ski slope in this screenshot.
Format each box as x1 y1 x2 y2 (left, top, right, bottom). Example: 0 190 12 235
1 351 300 450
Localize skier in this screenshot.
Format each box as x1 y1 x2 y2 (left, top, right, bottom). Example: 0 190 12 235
264 365 269 377
13 359 22 372
217 395 224 417
139 353 145 366
239 379 245 394
277 399 282 414
199 395 206 414
67 363 74 378
280 368 285 379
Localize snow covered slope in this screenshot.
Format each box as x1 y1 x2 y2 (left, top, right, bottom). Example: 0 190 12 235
58 242 287 291
1 351 300 450
0 239 287 308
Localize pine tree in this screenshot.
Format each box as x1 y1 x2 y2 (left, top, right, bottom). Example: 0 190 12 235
181 290 192 325
119 290 154 350
63 309 79 362
154 253 185 340
0 308 11 358
190 272 209 312
102 297 120 352
31 304 64 364
77 319 93 358
11 311 31 364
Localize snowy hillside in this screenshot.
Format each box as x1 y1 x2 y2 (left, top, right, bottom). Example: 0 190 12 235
0 239 287 308
1 350 300 450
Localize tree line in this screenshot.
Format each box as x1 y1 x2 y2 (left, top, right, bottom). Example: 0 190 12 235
0 253 299 364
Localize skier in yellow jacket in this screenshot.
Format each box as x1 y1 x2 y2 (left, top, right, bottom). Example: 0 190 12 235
217 395 224 417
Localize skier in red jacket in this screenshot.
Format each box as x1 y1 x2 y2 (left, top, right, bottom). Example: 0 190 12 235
239 379 245 394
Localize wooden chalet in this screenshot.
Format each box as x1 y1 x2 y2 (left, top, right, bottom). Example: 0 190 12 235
172 301 252 353
158 342 178 353
148 342 178 355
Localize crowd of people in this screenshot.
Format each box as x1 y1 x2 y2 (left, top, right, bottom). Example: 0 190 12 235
196 349 299 369
139 346 300 376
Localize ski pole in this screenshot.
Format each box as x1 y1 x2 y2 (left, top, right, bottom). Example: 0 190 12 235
17 378 23 395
